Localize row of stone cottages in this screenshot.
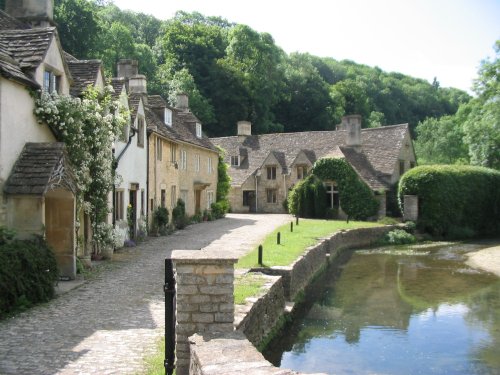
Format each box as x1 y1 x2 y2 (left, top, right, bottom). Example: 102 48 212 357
0 0 417 280
0 0 218 279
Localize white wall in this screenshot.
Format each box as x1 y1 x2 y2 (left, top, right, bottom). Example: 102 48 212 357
34 38 70 96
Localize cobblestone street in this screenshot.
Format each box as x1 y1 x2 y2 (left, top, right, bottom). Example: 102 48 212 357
0 214 291 375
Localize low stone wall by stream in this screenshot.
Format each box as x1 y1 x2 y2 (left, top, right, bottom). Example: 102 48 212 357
187 225 400 374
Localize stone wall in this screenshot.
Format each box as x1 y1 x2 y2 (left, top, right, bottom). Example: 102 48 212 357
328 225 401 255
234 274 286 347
172 250 238 375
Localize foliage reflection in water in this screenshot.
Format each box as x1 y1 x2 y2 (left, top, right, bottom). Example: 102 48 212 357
263 241 500 375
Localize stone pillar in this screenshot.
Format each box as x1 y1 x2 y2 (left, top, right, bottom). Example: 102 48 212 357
403 195 418 221
171 250 238 375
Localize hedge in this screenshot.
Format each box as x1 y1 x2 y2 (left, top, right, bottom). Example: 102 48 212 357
398 165 500 236
288 158 379 220
0 235 59 319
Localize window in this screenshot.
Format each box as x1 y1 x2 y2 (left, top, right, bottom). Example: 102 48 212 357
297 165 307 180
207 191 214 209
207 157 213 174
170 143 177 163
137 117 145 147
325 183 339 208
150 198 154 212
231 155 240 167
181 190 188 206
266 189 277 204
161 189 166 208
43 69 60 93
180 150 187 170
410 161 416 169
195 154 200 172
196 123 202 138
171 186 177 207
164 108 172 126
267 166 277 180
243 191 253 207
156 138 162 161
114 190 124 220
399 160 405 176
141 190 145 216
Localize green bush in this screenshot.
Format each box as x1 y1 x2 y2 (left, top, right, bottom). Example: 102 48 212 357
172 199 189 229
211 201 228 219
152 207 169 235
398 165 500 237
383 229 416 245
288 175 326 218
0 235 59 319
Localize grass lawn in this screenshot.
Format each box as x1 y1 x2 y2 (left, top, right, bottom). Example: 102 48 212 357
234 273 268 304
142 337 172 375
236 219 381 269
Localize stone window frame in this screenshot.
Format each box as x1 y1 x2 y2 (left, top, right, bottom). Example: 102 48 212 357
325 182 339 208
156 137 162 161
195 154 200 172
170 142 177 163
296 165 308 180
114 189 125 220
266 188 277 204
180 149 187 170
207 157 213 174
43 67 61 94
207 190 214 209
266 165 277 180
230 155 240 167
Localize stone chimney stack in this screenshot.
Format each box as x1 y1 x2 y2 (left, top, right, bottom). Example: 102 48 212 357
129 75 147 95
117 59 139 80
176 93 189 111
237 121 252 136
6 0 54 27
342 115 362 147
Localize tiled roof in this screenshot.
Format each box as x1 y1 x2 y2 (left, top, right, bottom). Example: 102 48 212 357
67 59 102 96
0 27 56 71
110 77 126 100
0 48 38 87
0 10 30 31
148 95 167 108
146 99 217 152
129 93 143 123
4 143 75 195
210 124 409 189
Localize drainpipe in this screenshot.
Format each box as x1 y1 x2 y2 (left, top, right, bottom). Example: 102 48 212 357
112 127 137 225
254 174 258 213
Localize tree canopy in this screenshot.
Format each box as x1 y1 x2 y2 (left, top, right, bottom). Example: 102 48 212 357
52 1 471 140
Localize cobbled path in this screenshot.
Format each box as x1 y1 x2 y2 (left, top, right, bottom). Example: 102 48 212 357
0 214 291 375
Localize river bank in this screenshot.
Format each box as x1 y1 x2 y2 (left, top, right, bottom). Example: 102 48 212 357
466 245 500 277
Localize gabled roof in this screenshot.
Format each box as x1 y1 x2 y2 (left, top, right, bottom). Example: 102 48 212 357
0 27 57 70
110 77 126 100
210 124 409 189
67 59 102 97
0 47 38 87
129 93 143 123
4 143 76 195
146 98 217 152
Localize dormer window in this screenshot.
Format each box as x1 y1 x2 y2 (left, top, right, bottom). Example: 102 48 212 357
297 165 308 180
43 69 60 94
230 155 240 167
196 123 202 138
267 166 277 180
165 108 172 126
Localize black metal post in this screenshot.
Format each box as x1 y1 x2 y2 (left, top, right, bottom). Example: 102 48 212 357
291 222 293 232
164 259 176 375
277 232 281 245
296 216 299 225
258 245 263 265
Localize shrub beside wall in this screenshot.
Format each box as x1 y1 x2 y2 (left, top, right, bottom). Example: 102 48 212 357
398 165 500 236
0 235 59 319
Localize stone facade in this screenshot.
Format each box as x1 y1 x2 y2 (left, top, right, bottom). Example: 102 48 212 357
172 250 237 375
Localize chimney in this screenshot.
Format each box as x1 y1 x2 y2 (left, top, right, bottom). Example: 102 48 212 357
237 121 252 136
342 115 362 147
117 59 139 80
176 93 189 111
5 0 54 27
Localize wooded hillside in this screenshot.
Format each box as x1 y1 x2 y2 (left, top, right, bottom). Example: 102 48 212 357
52 0 470 137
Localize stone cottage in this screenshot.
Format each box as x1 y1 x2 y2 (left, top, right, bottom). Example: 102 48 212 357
147 93 219 218
210 115 416 216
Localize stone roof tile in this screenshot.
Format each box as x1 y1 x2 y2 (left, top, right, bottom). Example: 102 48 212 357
67 59 102 96
0 10 30 31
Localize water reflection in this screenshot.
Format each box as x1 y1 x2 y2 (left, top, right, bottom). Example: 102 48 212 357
264 241 500 375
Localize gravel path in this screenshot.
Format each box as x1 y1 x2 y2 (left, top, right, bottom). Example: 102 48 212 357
466 245 500 277
0 213 292 375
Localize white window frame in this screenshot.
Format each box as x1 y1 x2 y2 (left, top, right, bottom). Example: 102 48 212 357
165 108 172 126
180 150 187 170
195 154 200 172
231 155 240 167
196 122 202 138
207 190 214 209
43 69 60 94
207 157 213 174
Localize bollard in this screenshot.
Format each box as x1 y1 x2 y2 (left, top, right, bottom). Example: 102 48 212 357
164 259 176 375
277 232 281 245
296 216 299 225
291 222 293 232
258 245 263 265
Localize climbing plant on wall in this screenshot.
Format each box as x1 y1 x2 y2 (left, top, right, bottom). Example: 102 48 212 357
33 85 128 254
288 158 379 220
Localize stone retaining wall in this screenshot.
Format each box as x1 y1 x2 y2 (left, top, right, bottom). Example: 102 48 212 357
234 274 286 347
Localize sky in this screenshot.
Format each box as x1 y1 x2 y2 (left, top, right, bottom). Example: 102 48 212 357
111 0 500 93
